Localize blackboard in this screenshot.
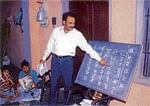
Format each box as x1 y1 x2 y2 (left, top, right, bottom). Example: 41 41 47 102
75 41 142 102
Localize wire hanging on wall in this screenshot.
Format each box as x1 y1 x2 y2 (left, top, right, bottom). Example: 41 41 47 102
37 0 49 28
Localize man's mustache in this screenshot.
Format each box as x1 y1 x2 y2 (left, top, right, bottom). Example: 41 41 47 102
69 26 74 29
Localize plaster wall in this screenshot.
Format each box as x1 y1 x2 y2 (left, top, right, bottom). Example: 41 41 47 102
1 1 24 67
111 0 136 43
29 0 62 70
110 0 150 106
28 0 150 106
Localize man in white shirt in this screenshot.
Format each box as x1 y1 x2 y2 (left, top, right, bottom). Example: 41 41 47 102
40 12 108 105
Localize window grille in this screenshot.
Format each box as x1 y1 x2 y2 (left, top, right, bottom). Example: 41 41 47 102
143 8 150 78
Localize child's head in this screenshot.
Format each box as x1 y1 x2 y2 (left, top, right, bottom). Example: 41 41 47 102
21 59 30 73
1 65 10 77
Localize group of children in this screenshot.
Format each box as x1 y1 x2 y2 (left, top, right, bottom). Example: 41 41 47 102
0 59 46 104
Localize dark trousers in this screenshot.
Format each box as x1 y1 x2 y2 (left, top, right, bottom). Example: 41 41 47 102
50 54 73 104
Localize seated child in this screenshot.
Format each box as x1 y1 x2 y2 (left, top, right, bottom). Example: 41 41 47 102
18 59 41 92
0 65 20 101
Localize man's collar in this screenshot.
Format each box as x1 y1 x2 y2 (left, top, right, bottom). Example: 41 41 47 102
61 26 74 33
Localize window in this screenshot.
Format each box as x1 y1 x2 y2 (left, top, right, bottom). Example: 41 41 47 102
134 0 150 86
143 7 150 78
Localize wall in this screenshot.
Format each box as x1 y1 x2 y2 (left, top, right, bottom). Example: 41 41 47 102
28 0 150 105
22 1 32 66
110 0 150 106
0 1 65 70
134 0 150 86
29 0 62 69
111 83 150 106
111 0 136 43
1 1 24 67
3 0 149 105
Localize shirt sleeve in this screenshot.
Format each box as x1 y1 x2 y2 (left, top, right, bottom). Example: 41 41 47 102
31 70 39 83
77 34 102 61
18 70 25 79
42 30 55 61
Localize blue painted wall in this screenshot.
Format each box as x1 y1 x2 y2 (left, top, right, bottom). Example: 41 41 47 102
21 0 32 67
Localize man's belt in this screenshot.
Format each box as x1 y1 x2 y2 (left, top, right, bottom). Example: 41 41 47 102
52 54 72 59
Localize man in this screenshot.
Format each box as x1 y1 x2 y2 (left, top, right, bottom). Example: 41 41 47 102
40 12 108 104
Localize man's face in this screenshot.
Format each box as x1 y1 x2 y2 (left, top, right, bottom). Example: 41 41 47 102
63 16 75 32
22 66 30 73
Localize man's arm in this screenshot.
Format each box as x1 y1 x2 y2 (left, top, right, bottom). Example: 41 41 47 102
77 34 109 66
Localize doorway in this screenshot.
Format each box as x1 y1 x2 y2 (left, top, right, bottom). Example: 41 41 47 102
69 1 109 75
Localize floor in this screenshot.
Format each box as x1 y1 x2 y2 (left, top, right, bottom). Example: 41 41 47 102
1 85 83 106
2 64 109 106
1 64 84 106
0 64 108 106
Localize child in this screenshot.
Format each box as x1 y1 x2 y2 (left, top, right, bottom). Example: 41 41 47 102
0 65 20 101
18 59 40 92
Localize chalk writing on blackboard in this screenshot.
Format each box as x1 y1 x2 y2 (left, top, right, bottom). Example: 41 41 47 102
75 41 141 102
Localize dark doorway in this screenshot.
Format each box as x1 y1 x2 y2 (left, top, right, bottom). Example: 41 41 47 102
69 1 109 75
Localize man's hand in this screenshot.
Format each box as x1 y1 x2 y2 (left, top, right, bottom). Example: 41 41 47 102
31 83 37 89
40 59 45 64
99 58 109 66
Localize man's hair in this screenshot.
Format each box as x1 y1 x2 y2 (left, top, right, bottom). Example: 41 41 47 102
62 12 76 21
21 59 29 67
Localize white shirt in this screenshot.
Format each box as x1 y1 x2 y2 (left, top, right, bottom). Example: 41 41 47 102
42 26 102 61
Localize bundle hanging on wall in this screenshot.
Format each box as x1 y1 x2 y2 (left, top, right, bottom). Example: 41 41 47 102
14 8 23 32
37 0 49 28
